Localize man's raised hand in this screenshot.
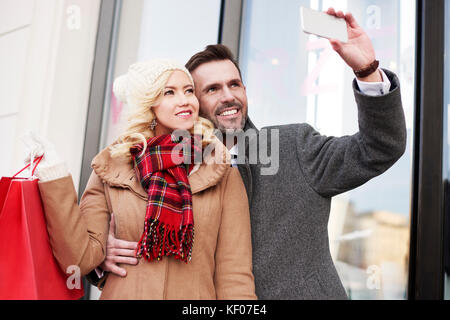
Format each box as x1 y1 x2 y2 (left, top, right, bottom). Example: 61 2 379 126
325 8 382 82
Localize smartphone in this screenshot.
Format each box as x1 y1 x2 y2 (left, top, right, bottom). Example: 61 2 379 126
300 7 348 43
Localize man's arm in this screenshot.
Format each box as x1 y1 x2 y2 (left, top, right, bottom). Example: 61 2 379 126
294 9 407 197
85 213 138 288
297 69 406 198
356 68 391 96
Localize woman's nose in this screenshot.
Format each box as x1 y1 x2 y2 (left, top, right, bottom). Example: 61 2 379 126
177 93 189 106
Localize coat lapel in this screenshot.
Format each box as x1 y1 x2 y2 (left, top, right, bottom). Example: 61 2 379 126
237 162 253 206
236 118 258 206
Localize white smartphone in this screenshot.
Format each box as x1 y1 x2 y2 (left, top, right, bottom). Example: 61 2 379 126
300 7 348 43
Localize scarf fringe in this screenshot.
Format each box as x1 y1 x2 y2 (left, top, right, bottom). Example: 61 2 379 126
135 218 194 263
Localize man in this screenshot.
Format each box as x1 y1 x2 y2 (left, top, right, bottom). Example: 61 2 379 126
88 9 406 299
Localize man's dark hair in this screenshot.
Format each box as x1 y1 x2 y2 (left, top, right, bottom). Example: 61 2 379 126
185 44 243 80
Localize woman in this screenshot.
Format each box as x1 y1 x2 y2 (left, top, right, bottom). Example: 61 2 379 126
33 59 256 299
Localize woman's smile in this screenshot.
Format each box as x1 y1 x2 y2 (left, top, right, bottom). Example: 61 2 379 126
175 109 194 118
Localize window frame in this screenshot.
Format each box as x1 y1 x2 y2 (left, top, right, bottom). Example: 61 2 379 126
408 0 446 300
78 0 122 300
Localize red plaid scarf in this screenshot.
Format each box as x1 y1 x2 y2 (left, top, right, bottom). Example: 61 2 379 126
130 134 201 263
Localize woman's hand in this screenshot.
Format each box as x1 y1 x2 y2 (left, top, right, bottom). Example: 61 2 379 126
21 131 68 181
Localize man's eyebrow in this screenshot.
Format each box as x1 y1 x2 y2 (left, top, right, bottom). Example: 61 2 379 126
202 79 242 92
202 82 220 93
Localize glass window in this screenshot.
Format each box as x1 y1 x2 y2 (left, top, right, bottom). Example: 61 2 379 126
239 0 415 299
100 0 222 149
92 0 222 300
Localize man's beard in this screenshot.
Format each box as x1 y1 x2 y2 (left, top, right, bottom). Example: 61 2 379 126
204 102 247 133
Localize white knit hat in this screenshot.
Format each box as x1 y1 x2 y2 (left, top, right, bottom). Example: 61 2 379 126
113 59 194 105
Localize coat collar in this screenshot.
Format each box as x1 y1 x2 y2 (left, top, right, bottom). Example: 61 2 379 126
91 136 231 200
235 117 257 206
244 117 258 132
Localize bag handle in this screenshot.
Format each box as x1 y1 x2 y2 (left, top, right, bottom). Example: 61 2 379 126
13 156 44 178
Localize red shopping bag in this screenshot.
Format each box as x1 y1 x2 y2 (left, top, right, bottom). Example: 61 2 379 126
0 158 84 300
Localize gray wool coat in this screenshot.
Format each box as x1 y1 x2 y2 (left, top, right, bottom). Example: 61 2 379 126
236 69 406 300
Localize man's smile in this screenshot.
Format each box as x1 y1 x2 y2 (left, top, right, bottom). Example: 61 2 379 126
217 107 241 119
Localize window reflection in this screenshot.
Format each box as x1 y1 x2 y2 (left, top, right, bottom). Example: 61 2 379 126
239 0 415 299
95 0 222 300
101 0 222 149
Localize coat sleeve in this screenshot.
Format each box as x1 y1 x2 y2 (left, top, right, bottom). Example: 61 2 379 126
296 69 407 198
214 168 257 300
38 172 110 276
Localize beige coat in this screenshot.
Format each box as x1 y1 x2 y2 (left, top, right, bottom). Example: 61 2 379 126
38 137 256 300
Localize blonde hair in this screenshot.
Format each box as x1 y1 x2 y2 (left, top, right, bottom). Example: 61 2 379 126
109 60 215 159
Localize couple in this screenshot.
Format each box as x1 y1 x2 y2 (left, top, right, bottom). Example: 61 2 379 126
33 10 406 300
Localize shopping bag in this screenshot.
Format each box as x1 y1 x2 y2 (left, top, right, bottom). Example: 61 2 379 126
0 158 84 300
